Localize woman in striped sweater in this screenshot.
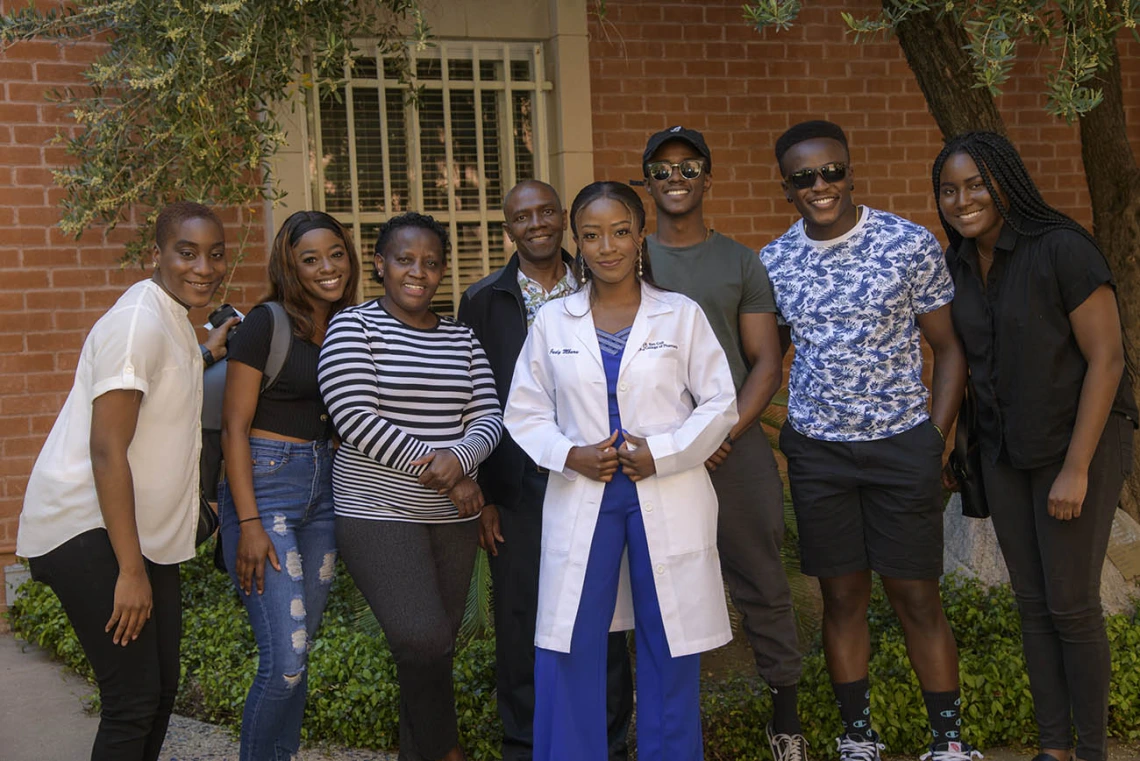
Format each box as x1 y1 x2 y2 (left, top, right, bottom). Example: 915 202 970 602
317 212 503 761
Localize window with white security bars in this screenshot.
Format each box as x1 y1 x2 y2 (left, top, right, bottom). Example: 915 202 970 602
307 40 552 314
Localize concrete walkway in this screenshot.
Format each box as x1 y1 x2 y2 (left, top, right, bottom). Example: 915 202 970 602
1 629 99 760
0 632 394 760
2 631 1136 760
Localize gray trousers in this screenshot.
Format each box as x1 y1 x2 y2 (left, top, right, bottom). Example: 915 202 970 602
980 412 1132 761
712 422 804 686
337 516 478 761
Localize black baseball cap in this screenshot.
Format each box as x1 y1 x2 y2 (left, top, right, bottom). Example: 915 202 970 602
642 126 712 175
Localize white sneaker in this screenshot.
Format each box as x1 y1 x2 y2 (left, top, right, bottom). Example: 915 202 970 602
836 732 885 761
919 742 984 761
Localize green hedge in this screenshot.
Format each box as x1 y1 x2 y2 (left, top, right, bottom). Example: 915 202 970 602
702 576 1140 759
9 548 1140 759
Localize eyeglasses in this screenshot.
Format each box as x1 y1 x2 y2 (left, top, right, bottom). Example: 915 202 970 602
785 162 848 190
646 159 705 182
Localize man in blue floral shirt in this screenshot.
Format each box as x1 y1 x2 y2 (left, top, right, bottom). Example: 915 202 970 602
761 122 975 761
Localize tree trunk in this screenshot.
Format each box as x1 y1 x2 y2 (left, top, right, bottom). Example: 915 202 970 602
890 4 1005 137
891 2 1140 521
1078 45 1140 523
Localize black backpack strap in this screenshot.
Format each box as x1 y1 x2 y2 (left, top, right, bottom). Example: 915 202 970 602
261 301 293 393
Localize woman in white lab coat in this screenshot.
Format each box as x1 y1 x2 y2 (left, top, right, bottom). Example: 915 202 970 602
504 181 737 761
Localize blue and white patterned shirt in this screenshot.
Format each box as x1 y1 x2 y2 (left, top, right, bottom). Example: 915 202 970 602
760 207 954 441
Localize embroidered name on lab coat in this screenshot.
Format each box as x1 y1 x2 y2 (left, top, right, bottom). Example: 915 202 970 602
640 340 678 351
549 348 580 355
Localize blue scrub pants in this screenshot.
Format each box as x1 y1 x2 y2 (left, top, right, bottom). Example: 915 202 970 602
532 482 702 761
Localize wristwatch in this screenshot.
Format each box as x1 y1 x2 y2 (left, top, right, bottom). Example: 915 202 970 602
201 344 217 368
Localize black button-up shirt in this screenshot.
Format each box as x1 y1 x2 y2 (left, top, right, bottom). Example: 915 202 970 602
946 222 1136 469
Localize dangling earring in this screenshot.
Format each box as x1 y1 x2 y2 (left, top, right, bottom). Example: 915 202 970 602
576 253 587 284
849 182 855 191
579 267 587 285
636 248 643 278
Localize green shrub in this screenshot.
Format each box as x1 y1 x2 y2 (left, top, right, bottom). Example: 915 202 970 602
700 575 1139 759
1108 612 1140 743
9 551 1140 760
8 574 93 683
10 546 503 755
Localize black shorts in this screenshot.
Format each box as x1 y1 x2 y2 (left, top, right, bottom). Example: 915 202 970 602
779 420 945 580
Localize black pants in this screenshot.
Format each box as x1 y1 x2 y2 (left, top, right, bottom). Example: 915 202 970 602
712 423 803 686
337 516 478 761
981 413 1132 761
27 528 182 761
490 466 633 761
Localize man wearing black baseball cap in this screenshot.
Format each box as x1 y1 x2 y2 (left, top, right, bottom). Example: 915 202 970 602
642 126 807 761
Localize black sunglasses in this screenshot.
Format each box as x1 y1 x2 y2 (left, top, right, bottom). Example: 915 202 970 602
785 162 848 190
646 159 705 182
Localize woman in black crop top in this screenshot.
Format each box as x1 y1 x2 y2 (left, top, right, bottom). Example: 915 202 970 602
217 211 359 761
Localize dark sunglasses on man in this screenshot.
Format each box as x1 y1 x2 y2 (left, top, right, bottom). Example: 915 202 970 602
646 159 705 182
785 161 848 190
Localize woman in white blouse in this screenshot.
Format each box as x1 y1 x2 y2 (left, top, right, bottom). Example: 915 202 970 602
17 201 227 761
504 182 737 761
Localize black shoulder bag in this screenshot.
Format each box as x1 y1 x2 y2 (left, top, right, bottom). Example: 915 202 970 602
948 382 990 519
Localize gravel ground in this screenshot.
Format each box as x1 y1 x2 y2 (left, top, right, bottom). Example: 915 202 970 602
160 715 397 761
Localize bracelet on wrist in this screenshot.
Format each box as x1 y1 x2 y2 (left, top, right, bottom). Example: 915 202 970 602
238 515 262 525
201 344 217 368
932 423 945 443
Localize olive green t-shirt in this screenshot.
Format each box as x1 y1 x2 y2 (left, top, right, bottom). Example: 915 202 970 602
647 231 777 391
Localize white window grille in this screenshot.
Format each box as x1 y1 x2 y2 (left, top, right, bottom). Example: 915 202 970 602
306 40 552 313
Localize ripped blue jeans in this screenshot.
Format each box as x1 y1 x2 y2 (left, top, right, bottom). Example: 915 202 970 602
218 438 337 761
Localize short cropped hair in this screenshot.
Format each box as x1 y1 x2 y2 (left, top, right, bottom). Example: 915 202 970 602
155 201 222 248
503 179 562 219
774 120 849 170
374 212 450 261
372 211 450 284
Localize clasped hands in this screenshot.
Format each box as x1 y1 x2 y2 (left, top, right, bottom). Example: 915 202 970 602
411 448 483 517
566 430 656 482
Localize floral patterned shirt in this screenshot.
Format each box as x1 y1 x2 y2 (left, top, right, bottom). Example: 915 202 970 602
760 207 954 441
517 263 576 328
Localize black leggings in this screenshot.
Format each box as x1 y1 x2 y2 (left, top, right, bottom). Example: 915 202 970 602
981 413 1132 761
337 516 478 761
28 528 182 761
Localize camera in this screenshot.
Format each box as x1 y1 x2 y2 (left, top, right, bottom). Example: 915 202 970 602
206 303 240 330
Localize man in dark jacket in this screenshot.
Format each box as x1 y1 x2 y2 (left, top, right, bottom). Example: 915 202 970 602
458 180 633 761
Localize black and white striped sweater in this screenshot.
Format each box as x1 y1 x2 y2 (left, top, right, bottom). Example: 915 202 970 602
317 300 503 522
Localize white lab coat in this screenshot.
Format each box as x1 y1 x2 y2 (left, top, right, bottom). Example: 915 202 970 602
504 283 737 657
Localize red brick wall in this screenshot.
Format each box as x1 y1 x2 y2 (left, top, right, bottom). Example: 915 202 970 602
0 30 270 578
587 0 1140 248
3 0 1140 596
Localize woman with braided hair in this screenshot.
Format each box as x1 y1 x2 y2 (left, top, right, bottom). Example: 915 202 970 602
932 131 1136 761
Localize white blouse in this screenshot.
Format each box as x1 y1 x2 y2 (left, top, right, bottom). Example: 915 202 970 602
18 279 203 565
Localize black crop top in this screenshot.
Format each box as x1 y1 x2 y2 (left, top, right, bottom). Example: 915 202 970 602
226 304 333 441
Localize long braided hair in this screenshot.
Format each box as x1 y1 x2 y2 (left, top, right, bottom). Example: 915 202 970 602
931 131 1099 253
933 131 1134 378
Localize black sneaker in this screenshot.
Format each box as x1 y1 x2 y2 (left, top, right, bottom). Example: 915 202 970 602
919 741 983 761
766 722 809 761
835 730 885 761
